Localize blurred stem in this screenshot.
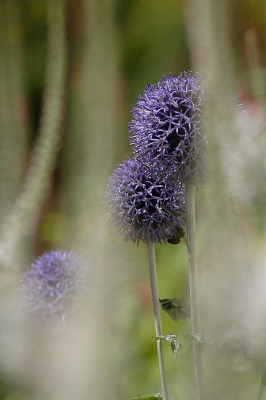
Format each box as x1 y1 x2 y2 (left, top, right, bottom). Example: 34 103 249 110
245 29 266 109
0 1 27 224
185 177 204 400
146 239 169 400
0 0 66 268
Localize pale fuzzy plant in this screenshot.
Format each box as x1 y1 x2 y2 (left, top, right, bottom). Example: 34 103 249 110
186 0 266 399
0 1 124 400
57 1 123 399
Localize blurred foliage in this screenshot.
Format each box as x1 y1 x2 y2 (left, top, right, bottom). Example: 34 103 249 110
0 0 266 399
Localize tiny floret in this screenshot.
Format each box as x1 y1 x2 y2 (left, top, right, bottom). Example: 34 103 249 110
106 158 186 244
21 250 89 323
129 71 206 184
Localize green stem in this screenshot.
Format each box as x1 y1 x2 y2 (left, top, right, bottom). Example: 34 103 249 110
185 177 204 400
147 239 169 400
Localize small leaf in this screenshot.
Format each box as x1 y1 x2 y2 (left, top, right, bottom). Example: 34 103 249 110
170 340 182 359
160 297 191 321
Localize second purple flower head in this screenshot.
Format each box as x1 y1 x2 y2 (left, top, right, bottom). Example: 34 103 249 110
106 158 186 244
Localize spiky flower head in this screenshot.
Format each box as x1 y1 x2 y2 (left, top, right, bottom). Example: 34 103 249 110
106 158 186 244
21 250 89 323
129 71 206 185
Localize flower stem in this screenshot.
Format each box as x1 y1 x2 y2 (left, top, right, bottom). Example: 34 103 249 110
146 239 169 400
185 177 204 400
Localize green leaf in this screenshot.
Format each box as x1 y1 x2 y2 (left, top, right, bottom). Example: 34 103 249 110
159 297 191 321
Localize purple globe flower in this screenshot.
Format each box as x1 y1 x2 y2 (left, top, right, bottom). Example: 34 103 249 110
106 158 186 244
21 250 89 323
129 71 206 185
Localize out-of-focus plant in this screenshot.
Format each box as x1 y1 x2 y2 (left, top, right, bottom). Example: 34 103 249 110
186 0 266 399
21 250 90 325
0 0 67 397
0 0 66 264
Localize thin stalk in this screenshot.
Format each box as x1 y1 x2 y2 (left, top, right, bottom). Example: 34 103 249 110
185 177 204 400
146 238 169 400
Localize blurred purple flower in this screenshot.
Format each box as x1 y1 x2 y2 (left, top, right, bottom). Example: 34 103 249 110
106 158 186 244
129 71 207 185
21 250 89 323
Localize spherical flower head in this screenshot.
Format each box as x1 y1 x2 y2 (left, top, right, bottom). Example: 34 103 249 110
21 250 89 323
129 71 207 185
106 158 186 244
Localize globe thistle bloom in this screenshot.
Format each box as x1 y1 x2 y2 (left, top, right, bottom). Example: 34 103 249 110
129 71 206 185
21 250 89 323
106 158 186 244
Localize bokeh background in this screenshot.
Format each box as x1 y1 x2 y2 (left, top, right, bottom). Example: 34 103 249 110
0 0 266 399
